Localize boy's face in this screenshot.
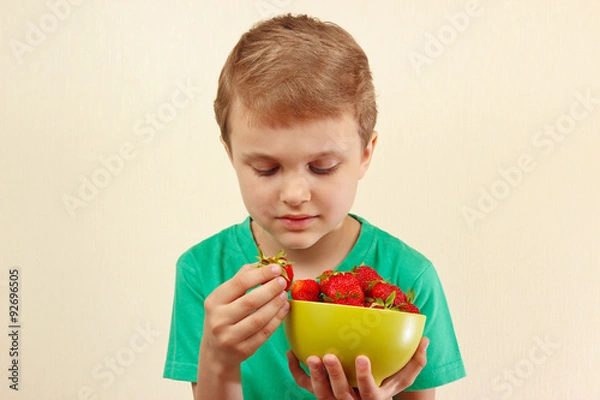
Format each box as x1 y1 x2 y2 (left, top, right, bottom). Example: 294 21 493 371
224 102 376 251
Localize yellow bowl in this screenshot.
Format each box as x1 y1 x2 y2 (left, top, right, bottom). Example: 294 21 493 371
284 300 426 387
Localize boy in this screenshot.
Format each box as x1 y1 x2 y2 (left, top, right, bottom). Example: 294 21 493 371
164 14 465 399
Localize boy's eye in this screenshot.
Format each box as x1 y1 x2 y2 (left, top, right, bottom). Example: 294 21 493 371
309 164 338 175
253 167 279 176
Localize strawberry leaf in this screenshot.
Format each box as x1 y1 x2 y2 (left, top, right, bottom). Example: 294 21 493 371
406 288 416 304
384 291 396 308
322 295 335 302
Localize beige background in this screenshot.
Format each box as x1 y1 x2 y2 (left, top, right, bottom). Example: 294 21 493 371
1 0 599 399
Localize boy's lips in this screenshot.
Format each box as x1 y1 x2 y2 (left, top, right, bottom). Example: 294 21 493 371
277 215 317 229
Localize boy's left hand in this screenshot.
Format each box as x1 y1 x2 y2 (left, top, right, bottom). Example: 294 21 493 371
287 337 429 400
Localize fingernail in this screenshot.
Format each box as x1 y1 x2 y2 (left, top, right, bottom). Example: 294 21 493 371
356 356 368 369
280 291 289 301
323 355 336 367
307 358 318 371
424 338 430 351
271 265 281 274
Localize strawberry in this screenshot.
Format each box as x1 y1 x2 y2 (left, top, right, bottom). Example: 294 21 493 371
255 247 294 291
363 299 383 309
317 269 335 293
398 303 420 314
398 288 420 314
290 279 321 302
371 282 407 305
321 272 364 306
351 265 383 297
367 282 408 310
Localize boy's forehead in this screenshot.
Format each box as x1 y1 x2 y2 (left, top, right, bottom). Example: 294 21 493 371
229 102 362 159
228 97 256 131
228 96 358 138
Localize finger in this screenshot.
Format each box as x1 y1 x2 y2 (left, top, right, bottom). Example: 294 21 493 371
306 356 335 400
214 295 289 361
401 336 429 379
204 272 287 343
322 354 356 399
287 351 313 392
236 293 290 347
382 336 429 393
229 275 289 324
211 263 282 304
354 356 380 399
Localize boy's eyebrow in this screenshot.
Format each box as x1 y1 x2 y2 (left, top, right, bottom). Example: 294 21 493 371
240 150 343 161
239 152 276 162
310 150 344 159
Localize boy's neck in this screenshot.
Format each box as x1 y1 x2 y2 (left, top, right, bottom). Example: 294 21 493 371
250 215 361 279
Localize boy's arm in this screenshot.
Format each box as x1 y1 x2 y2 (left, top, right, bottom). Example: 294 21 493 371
193 339 244 399
192 382 241 400
192 382 244 400
394 389 436 400
190 263 289 400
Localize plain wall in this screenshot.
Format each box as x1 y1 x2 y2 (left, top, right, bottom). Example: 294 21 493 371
1 0 598 399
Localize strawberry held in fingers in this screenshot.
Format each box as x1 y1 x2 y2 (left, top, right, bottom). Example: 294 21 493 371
256 247 294 291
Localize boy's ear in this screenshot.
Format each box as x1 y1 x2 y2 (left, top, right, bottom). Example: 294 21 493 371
220 136 233 162
359 130 378 179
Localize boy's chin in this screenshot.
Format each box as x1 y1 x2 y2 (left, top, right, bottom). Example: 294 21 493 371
267 218 351 251
272 232 323 251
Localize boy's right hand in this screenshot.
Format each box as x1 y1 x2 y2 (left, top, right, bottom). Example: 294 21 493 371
199 262 290 371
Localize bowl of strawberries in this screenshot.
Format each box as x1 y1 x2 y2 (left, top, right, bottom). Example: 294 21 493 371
283 266 426 387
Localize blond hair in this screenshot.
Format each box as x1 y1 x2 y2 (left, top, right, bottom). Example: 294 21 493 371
214 14 377 148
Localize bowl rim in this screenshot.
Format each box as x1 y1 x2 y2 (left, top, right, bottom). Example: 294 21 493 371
287 299 427 319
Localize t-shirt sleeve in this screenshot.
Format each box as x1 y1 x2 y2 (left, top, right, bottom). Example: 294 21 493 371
405 262 466 390
163 254 205 382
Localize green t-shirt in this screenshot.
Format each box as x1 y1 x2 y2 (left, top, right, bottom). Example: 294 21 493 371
163 215 466 398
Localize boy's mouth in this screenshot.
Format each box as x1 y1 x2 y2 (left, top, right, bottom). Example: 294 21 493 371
278 215 316 229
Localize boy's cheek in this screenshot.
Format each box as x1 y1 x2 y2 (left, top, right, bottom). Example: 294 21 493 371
242 191 276 214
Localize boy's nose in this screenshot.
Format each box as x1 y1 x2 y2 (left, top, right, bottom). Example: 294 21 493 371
279 176 311 206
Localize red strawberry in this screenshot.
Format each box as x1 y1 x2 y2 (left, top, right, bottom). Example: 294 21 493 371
317 269 335 293
369 282 408 309
321 272 364 306
398 303 420 314
364 299 383 309
282 264 294 291
255 247 294 291
398 288 420 314
290 279 321 302
351 265 384 297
